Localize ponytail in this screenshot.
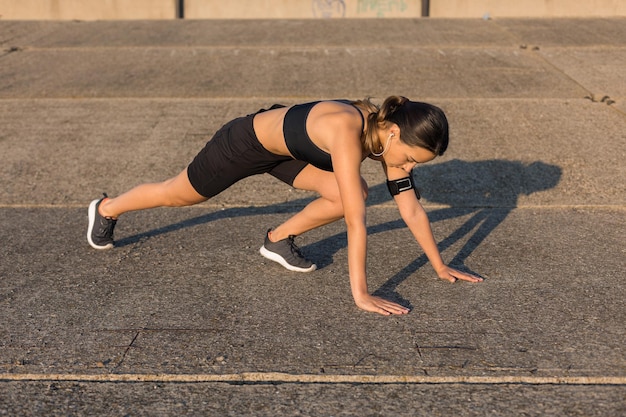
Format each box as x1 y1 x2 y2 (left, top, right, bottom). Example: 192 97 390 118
351 96 449 156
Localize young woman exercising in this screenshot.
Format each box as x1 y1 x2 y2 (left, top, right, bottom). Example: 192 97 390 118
88 96 482 316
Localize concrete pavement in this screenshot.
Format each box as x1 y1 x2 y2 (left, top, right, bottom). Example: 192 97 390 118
0 18 625 416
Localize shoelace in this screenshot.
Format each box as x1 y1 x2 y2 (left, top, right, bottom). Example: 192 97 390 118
287 235 305 258
99 216 117 237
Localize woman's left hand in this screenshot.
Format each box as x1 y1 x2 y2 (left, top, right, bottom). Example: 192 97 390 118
436 265 483 283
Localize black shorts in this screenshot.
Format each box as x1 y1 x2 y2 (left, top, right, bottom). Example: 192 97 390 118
187 113 308 198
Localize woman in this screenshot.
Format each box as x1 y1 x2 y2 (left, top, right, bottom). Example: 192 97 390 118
88 96 482 316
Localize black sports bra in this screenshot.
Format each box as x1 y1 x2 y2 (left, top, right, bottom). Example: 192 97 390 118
283 100 365 172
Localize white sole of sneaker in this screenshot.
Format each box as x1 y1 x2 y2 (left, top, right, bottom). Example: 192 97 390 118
259 246 317 273
87 199 114 250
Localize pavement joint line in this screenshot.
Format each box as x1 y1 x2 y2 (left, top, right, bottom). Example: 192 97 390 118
0 96 624 102
0 204 624 210
0 97 614 103
0 372 624 385
11 44 626 53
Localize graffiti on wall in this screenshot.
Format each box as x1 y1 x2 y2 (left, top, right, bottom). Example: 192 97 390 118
312 0 411 18
357 0 408 17
312 0 347 18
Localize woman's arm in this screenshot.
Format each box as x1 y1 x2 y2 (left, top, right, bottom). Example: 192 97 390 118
326 117 410 315
387 167 482 283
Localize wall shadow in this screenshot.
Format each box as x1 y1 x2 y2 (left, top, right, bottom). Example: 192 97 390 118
114 159 561 309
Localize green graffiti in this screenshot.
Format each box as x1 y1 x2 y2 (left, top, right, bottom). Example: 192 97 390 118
357 0 408 17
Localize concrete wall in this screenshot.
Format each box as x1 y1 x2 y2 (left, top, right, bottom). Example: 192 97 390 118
0 0 624 20
0 0 177 20
429 0 626 18
185 0 423 19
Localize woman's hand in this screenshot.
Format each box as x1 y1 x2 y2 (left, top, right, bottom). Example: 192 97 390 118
436 265 483 283
354 294 411 316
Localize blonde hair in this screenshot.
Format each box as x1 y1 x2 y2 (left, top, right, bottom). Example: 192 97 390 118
351 96 449 156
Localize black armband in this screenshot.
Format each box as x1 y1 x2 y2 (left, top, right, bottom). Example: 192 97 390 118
386 176 421 199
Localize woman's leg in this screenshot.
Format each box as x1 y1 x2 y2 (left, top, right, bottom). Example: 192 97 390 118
88 167 207 249
269 165 368 242
99 167 207 219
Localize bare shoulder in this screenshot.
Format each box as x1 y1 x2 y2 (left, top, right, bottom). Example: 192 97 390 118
308 101 364 143
313 100 362 122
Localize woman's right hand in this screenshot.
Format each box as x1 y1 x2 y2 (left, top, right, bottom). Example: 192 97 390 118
354 294 410 316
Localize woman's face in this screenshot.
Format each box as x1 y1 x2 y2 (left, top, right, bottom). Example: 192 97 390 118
384 134 437 173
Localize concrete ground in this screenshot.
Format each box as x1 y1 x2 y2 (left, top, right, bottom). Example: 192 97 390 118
0 18 624 416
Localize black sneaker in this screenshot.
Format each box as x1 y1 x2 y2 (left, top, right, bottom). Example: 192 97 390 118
259 229 316 273
87 194 117 250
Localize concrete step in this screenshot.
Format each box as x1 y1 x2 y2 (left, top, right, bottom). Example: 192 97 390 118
1 98 623 208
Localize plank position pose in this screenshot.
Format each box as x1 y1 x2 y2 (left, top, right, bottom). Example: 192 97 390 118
88 96 482 316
